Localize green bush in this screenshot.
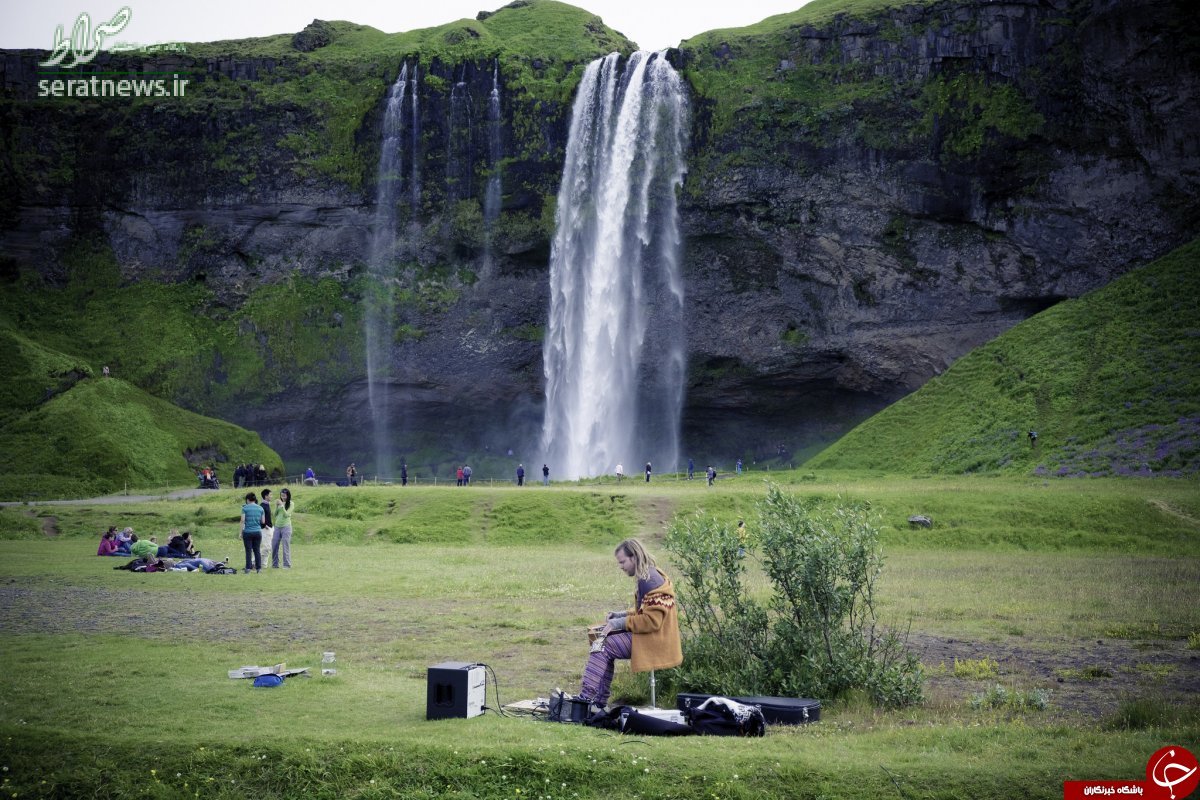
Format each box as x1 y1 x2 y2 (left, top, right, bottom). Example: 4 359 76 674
970 684 1050 712
663 484 923 706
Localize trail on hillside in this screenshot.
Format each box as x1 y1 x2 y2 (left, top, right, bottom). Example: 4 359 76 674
1148 498 1200 528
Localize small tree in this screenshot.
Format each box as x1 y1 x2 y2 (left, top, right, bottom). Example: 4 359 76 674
663 484 923 706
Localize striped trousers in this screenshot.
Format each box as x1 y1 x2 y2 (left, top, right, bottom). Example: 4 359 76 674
579 632 632 706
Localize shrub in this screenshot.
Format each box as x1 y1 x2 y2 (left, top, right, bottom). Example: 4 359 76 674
953 657 1000 680
663 484 923 707
970 684 1049 712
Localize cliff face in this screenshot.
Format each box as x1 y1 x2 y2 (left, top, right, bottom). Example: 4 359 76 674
1 0 1197 472
676 0 1200 456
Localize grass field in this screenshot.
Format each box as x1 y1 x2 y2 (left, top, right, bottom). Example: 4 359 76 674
1 475 1197 798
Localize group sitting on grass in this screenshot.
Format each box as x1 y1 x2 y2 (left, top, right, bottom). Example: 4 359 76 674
99 527 235 573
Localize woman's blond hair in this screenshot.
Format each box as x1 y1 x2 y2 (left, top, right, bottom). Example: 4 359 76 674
615 538 656 581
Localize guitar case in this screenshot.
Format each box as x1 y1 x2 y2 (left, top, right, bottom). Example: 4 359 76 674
675 692 821 725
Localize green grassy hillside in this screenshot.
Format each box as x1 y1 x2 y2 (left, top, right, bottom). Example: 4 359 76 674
0 329 282 501
808 239 1200 476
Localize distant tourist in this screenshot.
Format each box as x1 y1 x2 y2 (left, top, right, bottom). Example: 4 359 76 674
400 463 408 487
102 365 110 378
615 464 624 482
644 462 652 483
255 463 268 486
115 527 134 555
97 529 119 556
456 466 464 487
706 465 716 486
516 464 525 487
129 534 158 560
735 458 743 475
271 487 294 569
346 463 358 486
463 464 472 486
542 464 550 486
304 466 317 486
687 458 694 480
240 492 264 574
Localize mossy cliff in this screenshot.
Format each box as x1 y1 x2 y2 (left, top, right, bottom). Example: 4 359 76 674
0 0 1197 474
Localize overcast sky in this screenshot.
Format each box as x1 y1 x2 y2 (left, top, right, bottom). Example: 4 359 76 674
7 0 814 51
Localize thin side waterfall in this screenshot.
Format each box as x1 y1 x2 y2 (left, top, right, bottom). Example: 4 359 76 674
410 64 421 213
540 51 689 480
364 62 410 479
484 59 503 227
447 65 473 202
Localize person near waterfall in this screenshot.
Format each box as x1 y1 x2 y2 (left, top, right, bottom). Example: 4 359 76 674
644 462 652 482
575 538 682 709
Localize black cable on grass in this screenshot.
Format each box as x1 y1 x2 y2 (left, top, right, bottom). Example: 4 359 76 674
480 663 512 717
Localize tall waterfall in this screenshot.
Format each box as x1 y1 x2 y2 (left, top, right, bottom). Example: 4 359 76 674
540 51 689 480
364 63 412 479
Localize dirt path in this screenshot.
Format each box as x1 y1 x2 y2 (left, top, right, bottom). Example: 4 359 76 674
0 488 214 508
911 632 1200 720
1148 498 1200 528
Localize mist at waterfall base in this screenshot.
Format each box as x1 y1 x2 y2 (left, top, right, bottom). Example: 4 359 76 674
540 51 689 481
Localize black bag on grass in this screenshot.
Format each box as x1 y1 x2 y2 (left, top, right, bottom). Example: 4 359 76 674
685 697 766 737
585 706 693 736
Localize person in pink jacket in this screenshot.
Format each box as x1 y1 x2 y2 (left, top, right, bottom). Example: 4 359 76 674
97 529 119 556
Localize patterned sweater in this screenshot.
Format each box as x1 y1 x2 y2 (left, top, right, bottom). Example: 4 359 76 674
623 569 683 673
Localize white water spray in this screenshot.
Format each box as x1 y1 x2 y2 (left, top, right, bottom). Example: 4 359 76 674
540 51 689 479
364 63 411 478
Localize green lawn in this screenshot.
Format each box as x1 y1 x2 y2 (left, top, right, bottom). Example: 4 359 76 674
1 476 1197 798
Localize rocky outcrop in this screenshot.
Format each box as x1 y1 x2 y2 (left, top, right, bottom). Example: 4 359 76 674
0 0 1197 470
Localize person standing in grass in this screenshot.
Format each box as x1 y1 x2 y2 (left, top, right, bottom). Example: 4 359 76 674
542 463 550 486
239 492 264 574
271 487 294 569
576 538 682 709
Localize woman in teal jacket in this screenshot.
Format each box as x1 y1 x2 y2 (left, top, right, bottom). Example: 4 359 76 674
239 492 265 573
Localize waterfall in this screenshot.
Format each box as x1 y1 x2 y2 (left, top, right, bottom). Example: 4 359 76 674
364 62 410 479
410 64 421 212
447 65 474 202
484 59 503 227
540 51 689 480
